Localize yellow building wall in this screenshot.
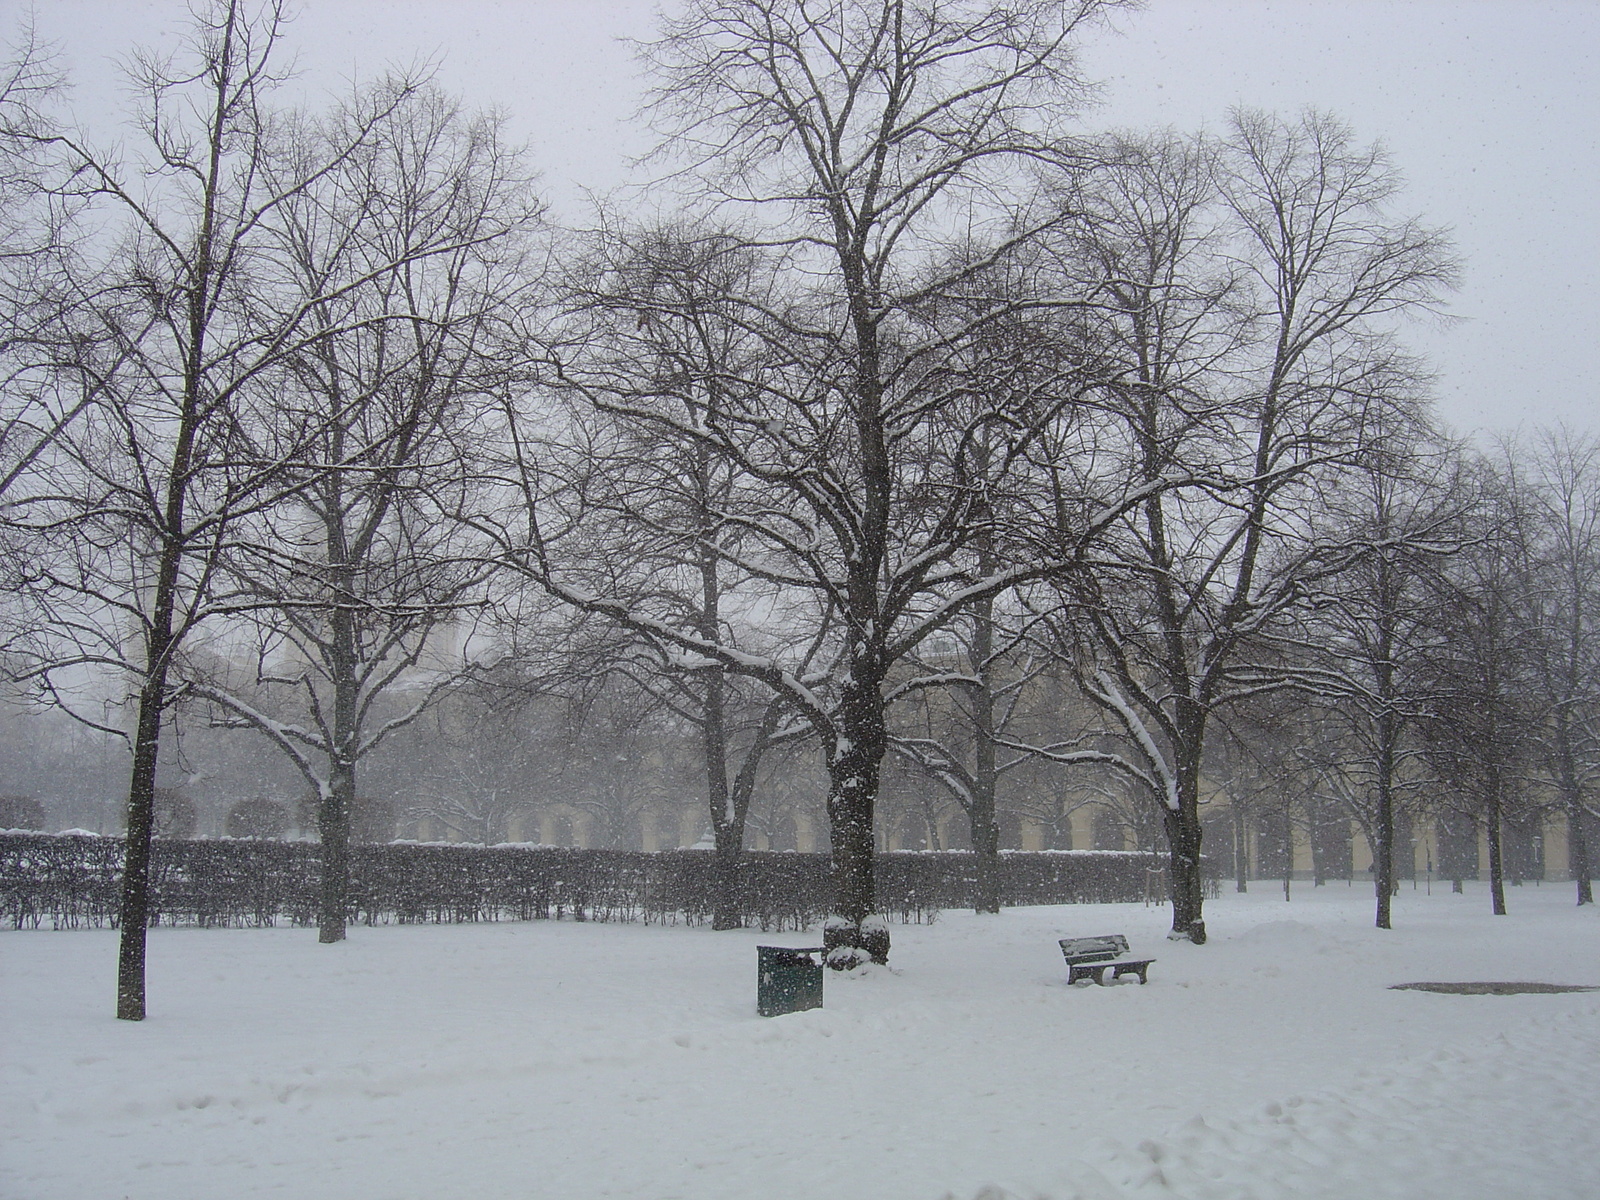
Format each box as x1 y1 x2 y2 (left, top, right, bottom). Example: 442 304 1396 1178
1021 818 1044 852
795 813 819 854
1069 807 1095 850
1545 816 1569 877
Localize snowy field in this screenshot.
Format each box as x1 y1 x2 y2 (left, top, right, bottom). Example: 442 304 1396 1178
4 882 1598 1200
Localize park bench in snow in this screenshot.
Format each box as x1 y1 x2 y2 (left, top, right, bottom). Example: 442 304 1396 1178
1058 934 1154 986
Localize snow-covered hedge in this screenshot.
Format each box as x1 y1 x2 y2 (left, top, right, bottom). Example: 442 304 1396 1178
0 832 1212 931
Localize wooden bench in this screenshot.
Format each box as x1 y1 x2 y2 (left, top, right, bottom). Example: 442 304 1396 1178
1059 934 1155 986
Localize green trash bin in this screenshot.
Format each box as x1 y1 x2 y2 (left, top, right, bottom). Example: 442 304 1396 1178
757 945 825 1017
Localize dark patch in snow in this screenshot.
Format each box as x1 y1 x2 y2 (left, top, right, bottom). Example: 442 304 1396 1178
1391 981 1599 995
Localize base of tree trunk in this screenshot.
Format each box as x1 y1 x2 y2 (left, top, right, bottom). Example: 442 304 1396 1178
710 840 744 930
1167 918 1207 945
116 908 150 1019
823 916 890 969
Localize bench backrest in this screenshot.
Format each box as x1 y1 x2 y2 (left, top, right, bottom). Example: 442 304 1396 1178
1059 934 1130 964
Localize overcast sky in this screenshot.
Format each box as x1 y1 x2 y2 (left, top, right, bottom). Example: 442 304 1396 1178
20 0 1599 440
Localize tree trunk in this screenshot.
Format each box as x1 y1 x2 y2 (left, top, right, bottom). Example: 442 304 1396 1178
1281 807 1292 900
116 671 170 1021
1234 808 1248 893
1568 801 1593 907
823 675 889 967
316 435 362 943
1370 522 1402 927
717 698 787 927
710 818 744 930
1374 710 1396 929
970 793 1000 915
1555 721 1593 905
1163 804 1207 942
1486 762 1507 916
318 774 352 943
319 592 359 943
1164 703 1208 942
702 664 742 930
968 587 1001 915
116 274 202 1016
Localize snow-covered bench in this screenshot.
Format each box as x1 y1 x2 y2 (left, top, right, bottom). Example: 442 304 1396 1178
1058 934 1154 986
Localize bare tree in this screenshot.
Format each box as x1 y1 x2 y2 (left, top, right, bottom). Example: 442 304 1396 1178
1043 115 1456 942
419 719 528 844
1420 455 1544 916
1507 427 1600 905
1208 703 1314 901
393 649 606 846
1 1 424 1018
1293 433 1469 926
889 605 1098 910
186 82 539 942
487 0 1131 966
546 225 818 926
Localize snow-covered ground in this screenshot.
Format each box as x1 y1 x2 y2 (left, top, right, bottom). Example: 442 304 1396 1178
4 882 1597 1200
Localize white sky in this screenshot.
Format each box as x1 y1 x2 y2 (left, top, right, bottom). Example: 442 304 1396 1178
19 0 1600 440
